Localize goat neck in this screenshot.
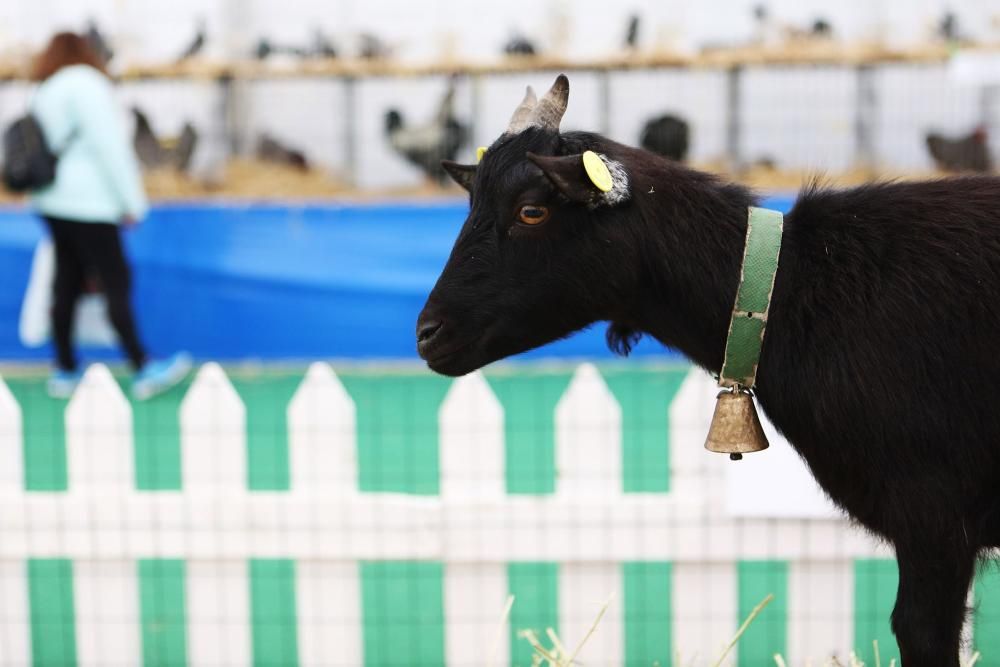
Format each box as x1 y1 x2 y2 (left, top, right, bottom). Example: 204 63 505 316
616 156 757 375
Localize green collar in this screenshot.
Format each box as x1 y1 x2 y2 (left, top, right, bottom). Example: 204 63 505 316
719 206 784 389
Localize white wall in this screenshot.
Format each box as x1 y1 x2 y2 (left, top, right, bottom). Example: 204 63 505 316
97 65 989 187
3 0 997 187
4 0 1000 62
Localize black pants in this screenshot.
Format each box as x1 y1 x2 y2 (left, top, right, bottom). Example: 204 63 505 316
44 216 147 372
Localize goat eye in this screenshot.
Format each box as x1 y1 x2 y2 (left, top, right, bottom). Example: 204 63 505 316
518 205 550 225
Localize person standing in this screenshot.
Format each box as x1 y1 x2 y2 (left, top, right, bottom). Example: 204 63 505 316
29 32 190 399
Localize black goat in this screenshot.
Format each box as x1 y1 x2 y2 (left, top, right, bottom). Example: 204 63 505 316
417 74 1000 667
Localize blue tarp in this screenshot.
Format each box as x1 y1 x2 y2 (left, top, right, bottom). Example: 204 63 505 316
0 196 796 362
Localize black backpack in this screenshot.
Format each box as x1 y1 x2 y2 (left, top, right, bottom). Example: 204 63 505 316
2 115 60 192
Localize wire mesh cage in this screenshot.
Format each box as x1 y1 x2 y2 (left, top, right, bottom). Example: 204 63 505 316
1 2 1000 666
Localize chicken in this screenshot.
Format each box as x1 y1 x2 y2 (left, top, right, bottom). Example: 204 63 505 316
640 114 690 162
358 34 391 60
504 33 536 56
254 32 336 60
624 15 640 49
131 108 199 172
385 82 469 184
256 134 310 171
85 20 113 66
177 20 206 62
926 127 992 173
313 30 338 59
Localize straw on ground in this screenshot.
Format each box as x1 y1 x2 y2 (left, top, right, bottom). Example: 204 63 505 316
517 595 613 666
710 594 775 667
499 591 983 666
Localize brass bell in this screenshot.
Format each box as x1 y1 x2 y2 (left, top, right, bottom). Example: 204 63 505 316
704 387 769 461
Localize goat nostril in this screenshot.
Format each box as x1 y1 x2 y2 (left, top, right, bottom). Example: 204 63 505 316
417 319 444 344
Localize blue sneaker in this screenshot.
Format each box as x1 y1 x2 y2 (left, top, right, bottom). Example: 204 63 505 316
132 352 193 401
47 369 84 399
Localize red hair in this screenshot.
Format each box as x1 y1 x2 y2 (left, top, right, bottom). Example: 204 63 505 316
32 32 108 82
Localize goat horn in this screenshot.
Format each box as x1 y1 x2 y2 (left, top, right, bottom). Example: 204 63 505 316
529 74 569 132
506 85 537 134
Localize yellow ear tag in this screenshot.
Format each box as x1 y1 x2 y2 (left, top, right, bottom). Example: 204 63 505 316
476 146 487 163
582 150 613 192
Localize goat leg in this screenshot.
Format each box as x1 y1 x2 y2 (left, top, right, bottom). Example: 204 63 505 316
891 540 976 667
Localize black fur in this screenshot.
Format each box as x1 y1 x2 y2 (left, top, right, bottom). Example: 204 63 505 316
418 125 1000 666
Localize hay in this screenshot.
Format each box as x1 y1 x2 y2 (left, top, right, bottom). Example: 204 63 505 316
774 644 980 667
509 592 781 667
516 595 612 667
505 592 985 666
711 594 775 667
487 595 515 667
139 160 472 202
141 159 351 200
4 40 994 88
0 156 983 205
139 162 976 201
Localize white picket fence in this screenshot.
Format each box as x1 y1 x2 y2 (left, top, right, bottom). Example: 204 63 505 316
0 361 891 666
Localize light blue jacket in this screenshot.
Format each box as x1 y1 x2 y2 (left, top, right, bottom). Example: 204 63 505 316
30 65 148 223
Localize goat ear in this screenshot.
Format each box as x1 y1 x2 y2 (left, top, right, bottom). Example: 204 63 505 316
529 151 631 207
441 160 476 192
526 152 594 203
